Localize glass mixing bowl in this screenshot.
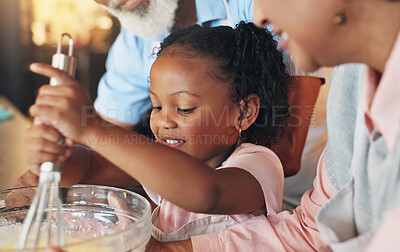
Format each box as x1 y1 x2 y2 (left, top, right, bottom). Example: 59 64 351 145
0 185 151 251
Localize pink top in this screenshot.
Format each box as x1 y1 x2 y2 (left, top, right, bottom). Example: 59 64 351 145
191 31 400 252
363 31 400 151
145 143 284 239
363 30 400 251
366 208 400 252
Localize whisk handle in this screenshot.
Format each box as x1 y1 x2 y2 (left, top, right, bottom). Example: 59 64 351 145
39 33 76 173
40 161 63 172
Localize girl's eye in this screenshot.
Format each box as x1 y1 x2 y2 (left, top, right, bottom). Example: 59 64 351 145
177 107 196 115
152 106 162 112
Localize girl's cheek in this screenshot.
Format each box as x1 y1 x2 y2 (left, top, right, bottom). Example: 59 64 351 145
149 118 158 134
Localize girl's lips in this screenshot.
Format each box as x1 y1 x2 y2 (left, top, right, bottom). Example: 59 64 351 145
120 0 142 11
161 138 186 148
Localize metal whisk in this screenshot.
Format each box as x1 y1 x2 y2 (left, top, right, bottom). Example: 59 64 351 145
15 33 77 250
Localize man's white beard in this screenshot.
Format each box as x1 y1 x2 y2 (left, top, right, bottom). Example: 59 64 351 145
104 0 179 40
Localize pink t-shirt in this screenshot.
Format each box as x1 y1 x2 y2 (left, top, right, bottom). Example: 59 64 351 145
144 143 284 240
366 208 400 251
363 30 400 251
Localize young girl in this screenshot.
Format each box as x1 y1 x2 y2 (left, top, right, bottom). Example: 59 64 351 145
28 22 291 241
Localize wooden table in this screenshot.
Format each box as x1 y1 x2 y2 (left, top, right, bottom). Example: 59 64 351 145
0 96 31 189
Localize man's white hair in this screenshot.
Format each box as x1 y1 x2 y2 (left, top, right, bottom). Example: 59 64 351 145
104 0 179 40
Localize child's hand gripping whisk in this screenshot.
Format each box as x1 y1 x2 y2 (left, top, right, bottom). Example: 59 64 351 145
15 33 77 249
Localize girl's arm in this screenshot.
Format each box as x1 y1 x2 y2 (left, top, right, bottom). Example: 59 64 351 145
29 63 265 215
67 144 140 188
84 124 265 214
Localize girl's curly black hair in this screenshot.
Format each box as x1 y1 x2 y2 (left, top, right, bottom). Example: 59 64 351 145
157 21 292 148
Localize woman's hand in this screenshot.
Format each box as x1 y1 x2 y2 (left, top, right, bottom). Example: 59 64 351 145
29 63 100 144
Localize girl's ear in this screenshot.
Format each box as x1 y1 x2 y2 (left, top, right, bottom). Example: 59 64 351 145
236 94 260 131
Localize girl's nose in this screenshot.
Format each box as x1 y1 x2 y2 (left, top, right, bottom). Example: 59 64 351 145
157 110 177 129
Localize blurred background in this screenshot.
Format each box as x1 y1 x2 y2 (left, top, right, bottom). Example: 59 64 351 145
0 0 120 115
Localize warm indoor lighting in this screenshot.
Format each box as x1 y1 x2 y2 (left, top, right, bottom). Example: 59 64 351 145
96 16 113 30
31 0 112 47
31 21 46 46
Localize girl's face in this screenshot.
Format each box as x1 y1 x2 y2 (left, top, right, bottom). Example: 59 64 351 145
149 48 240 168
253 0 343 72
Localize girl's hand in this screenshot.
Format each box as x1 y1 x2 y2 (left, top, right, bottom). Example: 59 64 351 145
107 191 133 230
29 63 100 144
24 123 74 175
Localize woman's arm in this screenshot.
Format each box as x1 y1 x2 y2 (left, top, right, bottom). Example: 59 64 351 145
191 152 336 251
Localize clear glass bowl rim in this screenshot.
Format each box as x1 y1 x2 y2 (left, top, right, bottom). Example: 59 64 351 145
0 184 152 249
